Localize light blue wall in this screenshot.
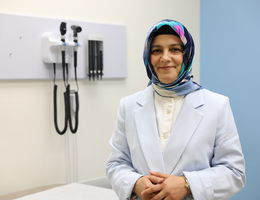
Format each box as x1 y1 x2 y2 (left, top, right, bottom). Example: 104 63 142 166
201 0 260 199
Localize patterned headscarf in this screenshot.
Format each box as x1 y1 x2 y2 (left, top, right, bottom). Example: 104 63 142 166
143 19 201 96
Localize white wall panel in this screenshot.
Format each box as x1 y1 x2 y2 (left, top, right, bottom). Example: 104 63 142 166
0 13 126 80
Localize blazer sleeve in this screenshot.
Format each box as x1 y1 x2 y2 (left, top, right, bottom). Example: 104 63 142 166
106 98 142 200
183 98 246 200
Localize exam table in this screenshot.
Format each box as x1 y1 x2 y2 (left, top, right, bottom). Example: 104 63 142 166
0 177 118 200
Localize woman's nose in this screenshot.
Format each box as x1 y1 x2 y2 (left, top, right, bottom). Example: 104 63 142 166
160 50 171 62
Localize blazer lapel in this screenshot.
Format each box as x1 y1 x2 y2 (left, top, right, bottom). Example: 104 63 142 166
134 87 165 173
163 90 204 174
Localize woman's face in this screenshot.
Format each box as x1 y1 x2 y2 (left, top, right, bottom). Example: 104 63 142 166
150 34 184 84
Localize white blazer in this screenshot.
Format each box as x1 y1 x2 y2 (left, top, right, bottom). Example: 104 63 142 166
106 86 245 200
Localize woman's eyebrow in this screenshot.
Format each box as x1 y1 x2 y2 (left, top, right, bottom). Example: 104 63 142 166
169 43 183 47
151 43 183 48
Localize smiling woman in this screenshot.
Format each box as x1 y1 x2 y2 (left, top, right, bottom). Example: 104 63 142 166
106 19 245 200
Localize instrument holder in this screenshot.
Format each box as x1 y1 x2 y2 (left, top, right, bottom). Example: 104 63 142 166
42 32 81 64
88 35 103 81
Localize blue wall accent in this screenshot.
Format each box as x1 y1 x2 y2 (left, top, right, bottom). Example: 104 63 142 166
201 0 260 199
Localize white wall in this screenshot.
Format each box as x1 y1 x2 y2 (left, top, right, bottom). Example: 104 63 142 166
0 0 200 195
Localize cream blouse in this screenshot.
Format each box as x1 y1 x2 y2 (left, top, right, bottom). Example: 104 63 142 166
153 84 184 150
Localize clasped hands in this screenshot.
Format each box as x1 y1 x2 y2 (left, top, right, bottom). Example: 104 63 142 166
133 171 189 200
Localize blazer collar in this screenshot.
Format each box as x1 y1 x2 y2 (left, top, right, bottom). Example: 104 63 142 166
135 86 165 172
135 86 205 174
163 90 204 173
136 86 153 106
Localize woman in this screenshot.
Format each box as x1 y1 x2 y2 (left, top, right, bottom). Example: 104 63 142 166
106 19 245 200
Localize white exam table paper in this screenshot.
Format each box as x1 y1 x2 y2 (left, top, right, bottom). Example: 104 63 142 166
14 183 118 200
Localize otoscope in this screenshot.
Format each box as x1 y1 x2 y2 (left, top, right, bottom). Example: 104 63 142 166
60 22 68 85
68 25 82 133
53 22 69 135
71 25 82 90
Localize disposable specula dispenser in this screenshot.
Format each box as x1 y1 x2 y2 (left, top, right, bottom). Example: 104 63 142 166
88 36 103 80
42 32 80 64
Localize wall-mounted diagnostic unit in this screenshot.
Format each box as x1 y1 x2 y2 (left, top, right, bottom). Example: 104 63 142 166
0 13 127 80
0 13 127 135
50 22 81 135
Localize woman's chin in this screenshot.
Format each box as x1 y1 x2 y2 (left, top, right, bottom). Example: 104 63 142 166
159 77 177 84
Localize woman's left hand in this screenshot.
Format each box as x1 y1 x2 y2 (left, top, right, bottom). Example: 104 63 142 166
141 171 188 200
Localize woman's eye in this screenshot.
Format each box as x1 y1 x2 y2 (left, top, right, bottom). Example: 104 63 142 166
170 48 183 53
151 49 161 54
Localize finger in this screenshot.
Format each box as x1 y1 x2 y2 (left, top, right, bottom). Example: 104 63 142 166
147 175 164 184
142 177 153 188
141 189 157 200
141 184 162 197
150 189 166 200
149 171 169 178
